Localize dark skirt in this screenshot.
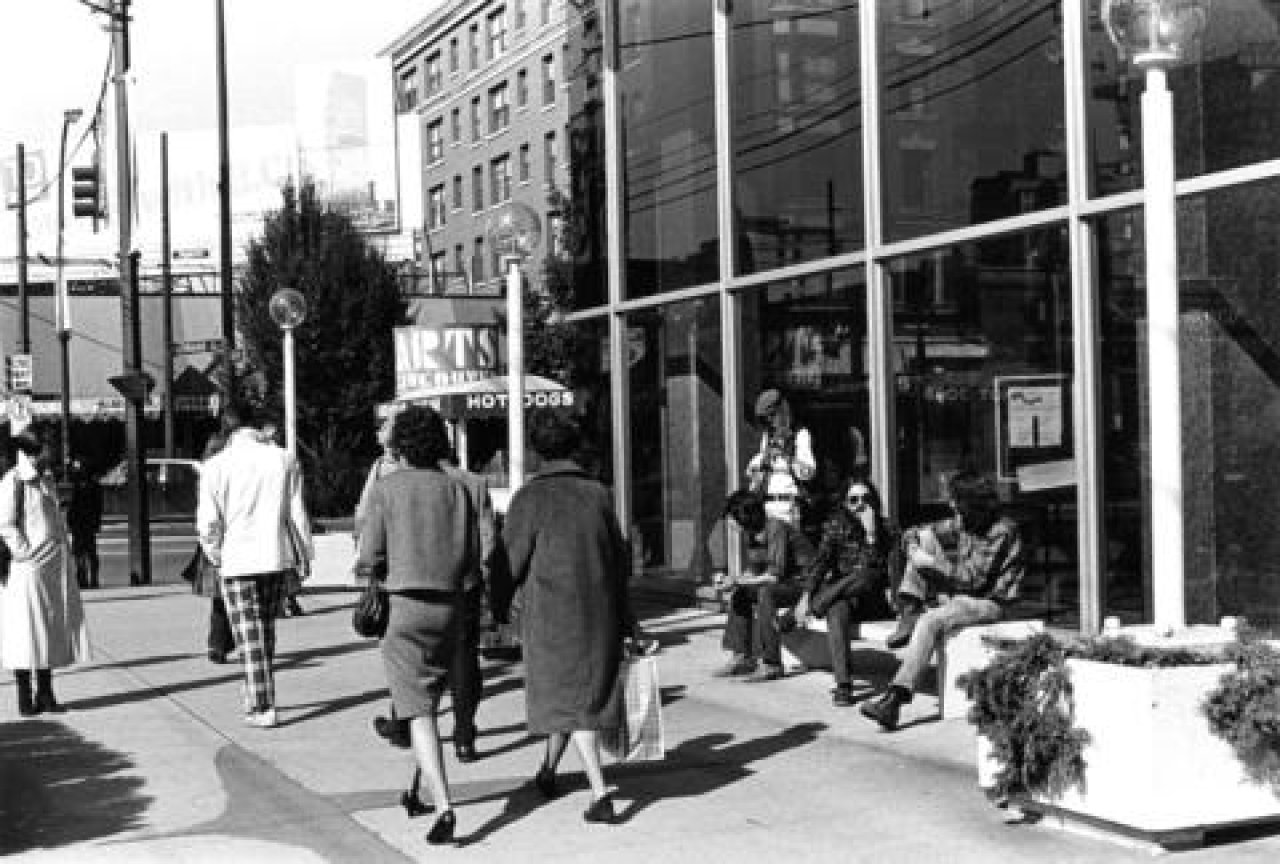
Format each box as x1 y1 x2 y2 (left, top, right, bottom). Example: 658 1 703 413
380 590 460 719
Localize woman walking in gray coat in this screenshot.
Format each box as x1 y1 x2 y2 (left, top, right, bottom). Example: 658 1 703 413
504 409 634 824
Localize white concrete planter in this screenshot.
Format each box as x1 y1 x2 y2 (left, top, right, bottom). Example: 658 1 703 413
978 658 1280 841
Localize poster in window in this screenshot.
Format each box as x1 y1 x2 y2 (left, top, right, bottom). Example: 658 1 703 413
994 373 1072 483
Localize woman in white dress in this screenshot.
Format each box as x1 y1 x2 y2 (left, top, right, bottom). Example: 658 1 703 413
0 430 90 716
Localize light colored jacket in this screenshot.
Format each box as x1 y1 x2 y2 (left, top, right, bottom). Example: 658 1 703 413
197 428 313 578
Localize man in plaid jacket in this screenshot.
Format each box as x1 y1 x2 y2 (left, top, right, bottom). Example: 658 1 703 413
860 470 1024 732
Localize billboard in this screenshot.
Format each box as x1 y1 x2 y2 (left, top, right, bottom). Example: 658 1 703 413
295 60 399 233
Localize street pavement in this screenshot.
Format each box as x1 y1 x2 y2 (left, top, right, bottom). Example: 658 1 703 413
4 584 1280 863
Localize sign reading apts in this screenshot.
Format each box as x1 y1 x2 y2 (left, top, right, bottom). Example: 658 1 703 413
394 325 501 394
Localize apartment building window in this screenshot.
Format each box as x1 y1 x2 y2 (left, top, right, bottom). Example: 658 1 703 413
543 131 558 178
470 95 482 139
449 37 459 73
516 68 529 108
490 154 512 203
429 251 448 289
454 244 466 279
427 184 446 229
514 0 527 30
486 7 507 60
452 174 463 209
397 68 419 111
488 82 510 133
473 237 486 282
540 0 552 26
541 54 556 105
518 142 531 181
472 165 484 211
425 52 443 97
469 22 480 69
450 107 461 143
427 119 444 162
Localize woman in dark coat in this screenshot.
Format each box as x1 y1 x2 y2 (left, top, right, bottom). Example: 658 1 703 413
504 409 634 824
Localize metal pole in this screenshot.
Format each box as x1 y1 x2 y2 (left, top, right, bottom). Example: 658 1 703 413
112 0 150 586
1142 66 1184 632
506 259 525 492
283 327 297 460
16 142 30 354
215 0 235 367
161 132 175 458
57 111 79 477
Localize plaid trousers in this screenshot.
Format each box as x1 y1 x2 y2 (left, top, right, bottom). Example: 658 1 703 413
222 572 285 713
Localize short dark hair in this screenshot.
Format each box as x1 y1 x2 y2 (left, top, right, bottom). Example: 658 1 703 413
723 490 766 535
221 398 256 433
949 470 1000 532
391 405 451 468
528 408 580 461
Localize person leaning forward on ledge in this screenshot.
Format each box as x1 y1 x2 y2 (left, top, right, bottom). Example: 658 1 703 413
860 470 1025 732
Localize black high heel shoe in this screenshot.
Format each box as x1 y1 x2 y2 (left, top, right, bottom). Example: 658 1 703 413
583 793 616 824
426 809 456 845
534 762 558 799
401 768 433 818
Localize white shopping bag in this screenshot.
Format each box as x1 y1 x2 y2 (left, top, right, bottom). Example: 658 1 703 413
602 654 665 762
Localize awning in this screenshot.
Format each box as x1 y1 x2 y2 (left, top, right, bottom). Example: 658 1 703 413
384 375 574 420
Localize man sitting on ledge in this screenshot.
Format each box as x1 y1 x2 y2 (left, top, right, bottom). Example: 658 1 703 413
860 470 1025 732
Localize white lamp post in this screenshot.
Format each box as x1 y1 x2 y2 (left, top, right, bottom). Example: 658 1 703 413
486 202 542 493
269 288 308 459
1102 0 1208 633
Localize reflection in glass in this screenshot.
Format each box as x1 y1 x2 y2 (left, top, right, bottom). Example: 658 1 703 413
618 1 718 297
890 228 1078 626
1098 182 1280 629
567 6 607 310
737 267 869 541
627 299 725 589
730 1 863 275
1087 3 1280 196
878 1 1066 242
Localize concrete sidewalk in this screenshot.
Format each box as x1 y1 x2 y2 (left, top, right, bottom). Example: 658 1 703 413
3 585 1280 862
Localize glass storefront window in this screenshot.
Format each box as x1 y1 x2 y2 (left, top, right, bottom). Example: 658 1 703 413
890 228 1078 626
1087 2 1280 196
627 298 725 590
878 1 1067 243
618 1 718 298
567 5 607 310
730 1 863 275
566 317 613 485
737 267 870 540
1099 180 1280 630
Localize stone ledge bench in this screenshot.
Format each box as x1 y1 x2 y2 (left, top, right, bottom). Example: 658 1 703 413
782 616 1043 718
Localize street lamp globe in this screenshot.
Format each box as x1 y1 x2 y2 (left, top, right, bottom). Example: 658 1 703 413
1102 0 1208 68
269 288 307 330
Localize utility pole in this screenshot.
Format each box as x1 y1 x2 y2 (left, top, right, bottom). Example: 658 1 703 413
57 108 84 478
161 132 174 458
215 0 235 380
111 0 151 586
15 142 30 354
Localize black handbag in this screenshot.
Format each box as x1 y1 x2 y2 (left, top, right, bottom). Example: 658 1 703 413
352 564 390 638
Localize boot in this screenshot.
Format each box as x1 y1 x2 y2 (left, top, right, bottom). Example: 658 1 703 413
885 600 923 650
859 685 910 731
35 669 66 714
15 670 37 717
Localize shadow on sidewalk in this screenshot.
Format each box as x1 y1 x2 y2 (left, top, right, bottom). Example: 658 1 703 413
0 719 152 855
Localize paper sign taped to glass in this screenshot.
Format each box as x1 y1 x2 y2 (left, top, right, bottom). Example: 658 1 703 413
994 373 1073 481
602 655 665 763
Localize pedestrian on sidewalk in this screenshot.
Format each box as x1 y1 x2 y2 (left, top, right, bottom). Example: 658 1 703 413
357 404 479 846
182 433 234 665
257 417 307 618
860 470 1025 731
0 428 90 716
197 398 313 730
504 409 636 825
66 458 103 590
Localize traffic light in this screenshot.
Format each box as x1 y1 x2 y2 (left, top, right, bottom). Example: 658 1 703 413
72 164 101 219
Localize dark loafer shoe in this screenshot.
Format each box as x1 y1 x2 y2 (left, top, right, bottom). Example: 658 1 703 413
455 741 478 763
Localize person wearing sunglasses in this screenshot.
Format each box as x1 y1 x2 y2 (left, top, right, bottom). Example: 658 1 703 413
860 470 1025 731
783 477 895 706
